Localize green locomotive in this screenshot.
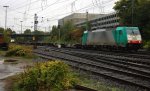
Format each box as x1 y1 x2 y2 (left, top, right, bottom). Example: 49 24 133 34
81 26 142 51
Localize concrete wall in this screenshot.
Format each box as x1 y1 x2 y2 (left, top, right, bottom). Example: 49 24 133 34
58 13 100 26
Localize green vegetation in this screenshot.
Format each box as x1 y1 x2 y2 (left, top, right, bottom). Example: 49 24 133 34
76 73 124 91
3 60 124 91
50 21 84 44
13 61 78 91
5 44 33 58
143 41 150 50
0 27 16 43
114 0 150 41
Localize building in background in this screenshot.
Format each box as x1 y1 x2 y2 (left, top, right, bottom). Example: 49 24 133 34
75 12 120 31
58 13 101 26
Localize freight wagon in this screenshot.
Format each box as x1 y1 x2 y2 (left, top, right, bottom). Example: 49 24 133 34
81 26 142 51
0 33 8 50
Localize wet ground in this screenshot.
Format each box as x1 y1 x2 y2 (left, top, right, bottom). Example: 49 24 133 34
0 57 26 91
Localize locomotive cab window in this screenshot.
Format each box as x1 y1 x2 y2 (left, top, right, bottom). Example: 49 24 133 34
127 29 140 35
119 30 123 35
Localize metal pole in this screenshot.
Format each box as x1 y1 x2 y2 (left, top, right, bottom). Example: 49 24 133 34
86 11 89 31
59 28 60 43
34 14 38 31
58 25 61 48
3 6 9 30
33 14 38 49
20 21 23 34
132 0 134 26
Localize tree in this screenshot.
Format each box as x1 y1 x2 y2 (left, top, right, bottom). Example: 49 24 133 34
23 29 32 42
114 0 150 40
0 28 12 43
69 28 84 43
24 29 31 34
0 27 4 33
12 31 16 34
50 25 59 42
5 28 13 35
60 21 75 43
4 28 13 43
50 23 74 43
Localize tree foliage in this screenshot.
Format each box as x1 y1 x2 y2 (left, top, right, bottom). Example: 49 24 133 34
0 27 13 43
50 21 84 44
0 27 4 33
49 21 75 43
69 28 84 43
24 29 31 34
114 0 150 40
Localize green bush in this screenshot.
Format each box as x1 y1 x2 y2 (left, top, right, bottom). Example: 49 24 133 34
13 61 78 91
5 44 33 57
143 41 150 50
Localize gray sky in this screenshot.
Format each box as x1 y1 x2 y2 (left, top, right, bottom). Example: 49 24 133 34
0 0 118 33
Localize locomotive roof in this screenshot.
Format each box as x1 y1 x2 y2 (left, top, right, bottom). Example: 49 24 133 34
92 28 115 32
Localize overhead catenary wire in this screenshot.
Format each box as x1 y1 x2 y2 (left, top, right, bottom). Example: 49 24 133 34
8 0 71 19
13 0 115 25
42 0 115 21
0 0 116 33
9 0 40 11
36 0 61 14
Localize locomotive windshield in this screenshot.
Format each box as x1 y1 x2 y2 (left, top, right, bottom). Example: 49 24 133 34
127 29 140 35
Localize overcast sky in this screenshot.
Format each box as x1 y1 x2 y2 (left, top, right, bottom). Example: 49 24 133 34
0 0 118 33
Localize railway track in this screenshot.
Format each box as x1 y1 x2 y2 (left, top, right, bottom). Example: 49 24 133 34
38 46 150 60
47 46 150 61
40 46 150 65
69 48 150 60
34 47 150 90
42 47 150 78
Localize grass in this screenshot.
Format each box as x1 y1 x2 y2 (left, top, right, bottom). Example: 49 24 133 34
0 50 7 56
143 41 150 50
75 72 124 91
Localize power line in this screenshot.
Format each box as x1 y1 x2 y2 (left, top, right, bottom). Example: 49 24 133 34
9 0 40 11
1 0 116 31
44 0 113 19
36 0 61 14
38 0 76 17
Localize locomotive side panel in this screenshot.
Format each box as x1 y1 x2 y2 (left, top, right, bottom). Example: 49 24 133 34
86 29 116 46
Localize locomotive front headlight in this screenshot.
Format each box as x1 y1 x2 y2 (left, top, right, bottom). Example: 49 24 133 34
128 40 131 43
128 35 132 40
139 41 142 43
